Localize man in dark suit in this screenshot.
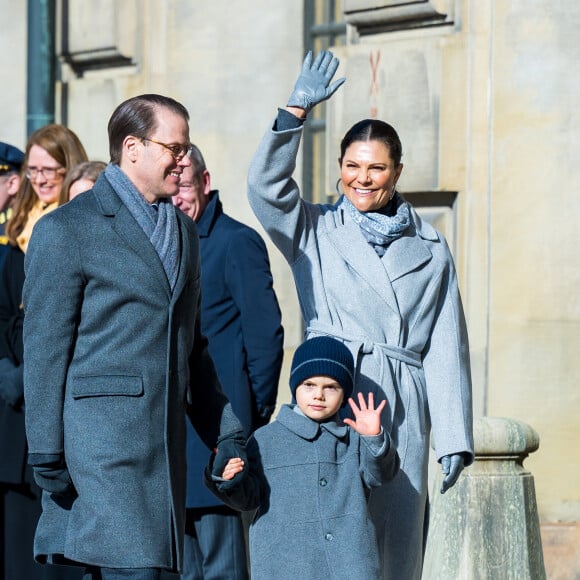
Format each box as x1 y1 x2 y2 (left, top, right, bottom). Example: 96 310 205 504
23 94 246 580
172 145 284 580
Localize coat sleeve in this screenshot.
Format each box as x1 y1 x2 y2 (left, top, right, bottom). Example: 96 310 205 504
247 119 318 265
23 213 84 459
359 429 400 488
422 238 474 465
204 435 265 512
224 228 284 426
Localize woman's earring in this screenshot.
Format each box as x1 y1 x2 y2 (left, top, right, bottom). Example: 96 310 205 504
336 179 343 196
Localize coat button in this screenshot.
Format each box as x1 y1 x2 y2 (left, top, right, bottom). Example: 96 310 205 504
319 478 327 487
325 533 334 541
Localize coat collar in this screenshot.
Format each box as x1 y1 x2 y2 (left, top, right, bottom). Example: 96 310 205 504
92 173 188 300
383 206 438 282
276 404 348 440
196 190 221 238
326 202 437 313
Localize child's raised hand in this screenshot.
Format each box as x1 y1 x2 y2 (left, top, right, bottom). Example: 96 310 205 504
221 457 245 481
343 392 386 436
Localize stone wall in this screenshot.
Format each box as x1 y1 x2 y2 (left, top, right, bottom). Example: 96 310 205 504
0 0 578 567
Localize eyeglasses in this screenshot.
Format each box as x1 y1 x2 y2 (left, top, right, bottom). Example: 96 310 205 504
25 166 65 180
141 138 193 161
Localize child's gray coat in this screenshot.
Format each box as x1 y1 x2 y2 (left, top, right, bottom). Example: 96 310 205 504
208 404 399 579
247 121 474 580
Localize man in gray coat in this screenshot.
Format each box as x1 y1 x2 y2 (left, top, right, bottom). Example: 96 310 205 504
22 94 245 580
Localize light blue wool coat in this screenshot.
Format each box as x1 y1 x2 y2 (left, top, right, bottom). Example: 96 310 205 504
23 174 241 572
208 404 400 580
247 121 474 580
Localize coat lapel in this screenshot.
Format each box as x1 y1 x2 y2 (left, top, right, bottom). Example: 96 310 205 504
171 213 192 301
384 206 438 281
383 233 433 281
326 209 400 315
93 175 171 297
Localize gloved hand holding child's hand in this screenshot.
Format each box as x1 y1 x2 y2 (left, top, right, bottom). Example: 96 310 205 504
210 431 248 492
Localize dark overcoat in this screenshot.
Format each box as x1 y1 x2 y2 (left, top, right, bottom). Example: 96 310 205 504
185 191 283 508
23 174 239 572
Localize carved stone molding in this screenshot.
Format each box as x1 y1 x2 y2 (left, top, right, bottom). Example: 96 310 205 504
343 0 455 36
59 0 138 77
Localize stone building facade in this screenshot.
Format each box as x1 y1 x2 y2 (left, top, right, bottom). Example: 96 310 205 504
1 0 578 574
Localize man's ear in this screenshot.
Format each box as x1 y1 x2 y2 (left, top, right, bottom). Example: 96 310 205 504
123 135 140 163
202 169 212 196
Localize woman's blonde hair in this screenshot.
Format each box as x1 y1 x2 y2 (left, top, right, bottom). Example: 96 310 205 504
6 124 88 245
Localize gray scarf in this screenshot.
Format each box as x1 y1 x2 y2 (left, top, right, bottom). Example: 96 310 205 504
104 163 180 290
341 193 411 257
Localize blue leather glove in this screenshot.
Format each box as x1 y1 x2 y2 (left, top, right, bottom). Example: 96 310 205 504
33 463 73 495
440 453 466 494
210 431 248 492
287 50 346 113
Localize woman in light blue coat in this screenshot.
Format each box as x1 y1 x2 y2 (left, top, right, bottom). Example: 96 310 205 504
246 51 474 579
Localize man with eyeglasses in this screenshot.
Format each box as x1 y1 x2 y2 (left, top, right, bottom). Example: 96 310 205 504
23 94 247 580
0 142 24 273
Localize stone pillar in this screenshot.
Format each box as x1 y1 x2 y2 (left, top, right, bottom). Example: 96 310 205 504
422 416 546 579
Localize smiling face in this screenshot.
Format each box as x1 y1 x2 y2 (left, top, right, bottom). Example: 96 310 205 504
27 145 65 205
122 106 192 203
295 375 345 422
173 161 211 222
339 139 403 213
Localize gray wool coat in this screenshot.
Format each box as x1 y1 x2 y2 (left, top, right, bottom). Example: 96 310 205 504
247 121 474 580
207 404 400 580
22 174 241 572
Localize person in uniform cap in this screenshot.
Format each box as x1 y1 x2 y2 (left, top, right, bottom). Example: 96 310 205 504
0 142 24 271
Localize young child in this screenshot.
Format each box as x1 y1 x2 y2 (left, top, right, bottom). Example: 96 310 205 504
206 336 400 579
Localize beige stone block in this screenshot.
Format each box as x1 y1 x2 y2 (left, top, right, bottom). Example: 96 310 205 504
424 417 546 579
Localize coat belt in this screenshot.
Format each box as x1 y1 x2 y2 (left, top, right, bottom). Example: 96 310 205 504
306 323 422 368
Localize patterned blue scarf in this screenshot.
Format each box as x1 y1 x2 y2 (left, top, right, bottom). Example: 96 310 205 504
341 193 411 257
104 163 180 290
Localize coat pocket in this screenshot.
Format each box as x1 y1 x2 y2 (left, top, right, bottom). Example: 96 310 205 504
70 375 143 398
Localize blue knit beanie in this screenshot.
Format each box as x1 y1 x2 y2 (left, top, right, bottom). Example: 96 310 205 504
289 336 354 401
